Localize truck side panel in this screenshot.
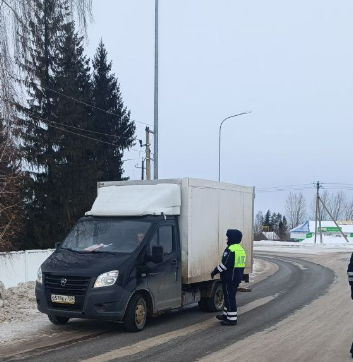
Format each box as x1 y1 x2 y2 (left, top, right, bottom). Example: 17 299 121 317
218 188 253 276
186 185 220 284
182 179 254 284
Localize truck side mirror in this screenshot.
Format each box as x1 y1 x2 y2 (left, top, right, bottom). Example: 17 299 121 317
55 242 61 249
152 245 164 264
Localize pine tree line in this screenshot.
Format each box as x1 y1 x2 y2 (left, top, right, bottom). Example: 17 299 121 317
254 210 289 241
0 0 135 250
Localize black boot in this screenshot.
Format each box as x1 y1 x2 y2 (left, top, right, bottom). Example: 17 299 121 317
216 314 227 321
221 320 237 326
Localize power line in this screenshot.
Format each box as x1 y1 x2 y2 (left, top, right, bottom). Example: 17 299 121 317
44 117 136 142
28 114 143 153
37 84 153 128
257 183 313 190
323 183 353 186
257 182 353 193
257 187 314 193
5 96 140 144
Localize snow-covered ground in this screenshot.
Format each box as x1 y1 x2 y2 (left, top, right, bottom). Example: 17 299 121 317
1 242 348 353
255 235 353 254
0 259 266 348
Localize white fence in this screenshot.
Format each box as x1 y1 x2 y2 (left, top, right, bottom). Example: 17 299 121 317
0 249 54 289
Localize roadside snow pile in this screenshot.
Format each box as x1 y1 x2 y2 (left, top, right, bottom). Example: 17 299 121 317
0 281 38 323
0 281 5 308
248 258 268 283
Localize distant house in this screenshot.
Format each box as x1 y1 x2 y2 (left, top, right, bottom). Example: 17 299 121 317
260 232 280 241
290 221 353 241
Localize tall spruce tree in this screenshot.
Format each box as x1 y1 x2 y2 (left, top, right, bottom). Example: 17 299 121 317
278 216 288 240
52 20 97 238
18 0 69 248
263 210 271 231
91 40 135 181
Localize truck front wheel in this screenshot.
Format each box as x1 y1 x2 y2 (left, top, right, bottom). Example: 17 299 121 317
47 314 70 325
124 293 147 332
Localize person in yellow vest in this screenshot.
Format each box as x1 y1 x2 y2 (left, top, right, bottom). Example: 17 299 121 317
347 252 353 357
211 229 246 326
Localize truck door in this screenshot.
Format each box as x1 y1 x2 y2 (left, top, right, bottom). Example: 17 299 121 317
146 222 181 311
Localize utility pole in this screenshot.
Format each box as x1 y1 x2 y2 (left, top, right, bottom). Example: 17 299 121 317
139 128 153 181
314 181 323 244
135 159 145 180
154 0 159 179
146 127 151 180
319 196 350 243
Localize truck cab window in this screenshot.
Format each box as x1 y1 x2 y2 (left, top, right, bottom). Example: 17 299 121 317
150 226 173 255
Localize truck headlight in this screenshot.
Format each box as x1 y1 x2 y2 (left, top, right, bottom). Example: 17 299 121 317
37 267 43 284
94 270 119 288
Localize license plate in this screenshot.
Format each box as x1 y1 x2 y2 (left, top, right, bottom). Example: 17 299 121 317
51 294 75 304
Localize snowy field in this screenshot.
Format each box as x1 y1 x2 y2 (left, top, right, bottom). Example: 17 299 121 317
255 235 353 254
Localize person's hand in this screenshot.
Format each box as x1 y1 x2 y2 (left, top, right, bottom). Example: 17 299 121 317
211 270 216 279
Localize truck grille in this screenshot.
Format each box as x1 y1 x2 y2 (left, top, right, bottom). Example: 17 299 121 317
45 274 91 311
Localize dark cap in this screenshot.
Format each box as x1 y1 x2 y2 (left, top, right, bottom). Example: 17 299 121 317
226 229 243 244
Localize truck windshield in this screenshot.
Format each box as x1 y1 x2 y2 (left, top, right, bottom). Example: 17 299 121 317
61 219 152 253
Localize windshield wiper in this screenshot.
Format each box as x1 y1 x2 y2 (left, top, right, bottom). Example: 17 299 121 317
60 247 78 253
87 249 119 254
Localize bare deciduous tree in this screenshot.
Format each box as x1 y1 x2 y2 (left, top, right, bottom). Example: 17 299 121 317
310 190 330 220
344 199 353 221
0 123 22 251
285 192 307 230
327 191 346 220
310 190 348 222
0 0 92 121
254 211 263 235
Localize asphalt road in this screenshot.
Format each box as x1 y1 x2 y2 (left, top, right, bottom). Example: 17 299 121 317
2 253 336 362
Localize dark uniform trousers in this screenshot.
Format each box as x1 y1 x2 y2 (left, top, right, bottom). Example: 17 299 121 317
222 281 239 321
214 247 245 322
347 254 353 355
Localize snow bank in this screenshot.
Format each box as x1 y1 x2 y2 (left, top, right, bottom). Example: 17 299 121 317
0 281 38 324
0 281 5 308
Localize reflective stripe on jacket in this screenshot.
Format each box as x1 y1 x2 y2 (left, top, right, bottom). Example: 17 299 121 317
213 244 246 282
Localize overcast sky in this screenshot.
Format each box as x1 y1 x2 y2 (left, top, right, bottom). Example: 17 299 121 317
86 0 353 216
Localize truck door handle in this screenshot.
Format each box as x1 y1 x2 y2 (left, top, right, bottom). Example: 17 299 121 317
171 259 178 267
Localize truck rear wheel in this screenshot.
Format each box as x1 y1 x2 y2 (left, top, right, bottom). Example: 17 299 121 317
198 298 208 312
124 293 147 332
47 314 70 325
206 283 224 312
199 283 224 312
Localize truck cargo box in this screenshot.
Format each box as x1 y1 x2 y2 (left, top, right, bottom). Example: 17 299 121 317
92 178 254 285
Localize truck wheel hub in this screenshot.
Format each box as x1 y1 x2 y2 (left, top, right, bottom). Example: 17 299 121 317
135 302 146 325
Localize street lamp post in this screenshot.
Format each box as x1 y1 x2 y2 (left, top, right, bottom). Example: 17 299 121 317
154 0 159 179
218 112 251 182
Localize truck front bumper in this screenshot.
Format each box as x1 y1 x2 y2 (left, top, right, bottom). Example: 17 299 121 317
35 282 130 321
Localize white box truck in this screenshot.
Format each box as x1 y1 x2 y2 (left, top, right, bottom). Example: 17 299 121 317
35 178 254 331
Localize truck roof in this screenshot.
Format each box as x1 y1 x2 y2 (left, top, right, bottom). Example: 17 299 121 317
86 183 181 217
